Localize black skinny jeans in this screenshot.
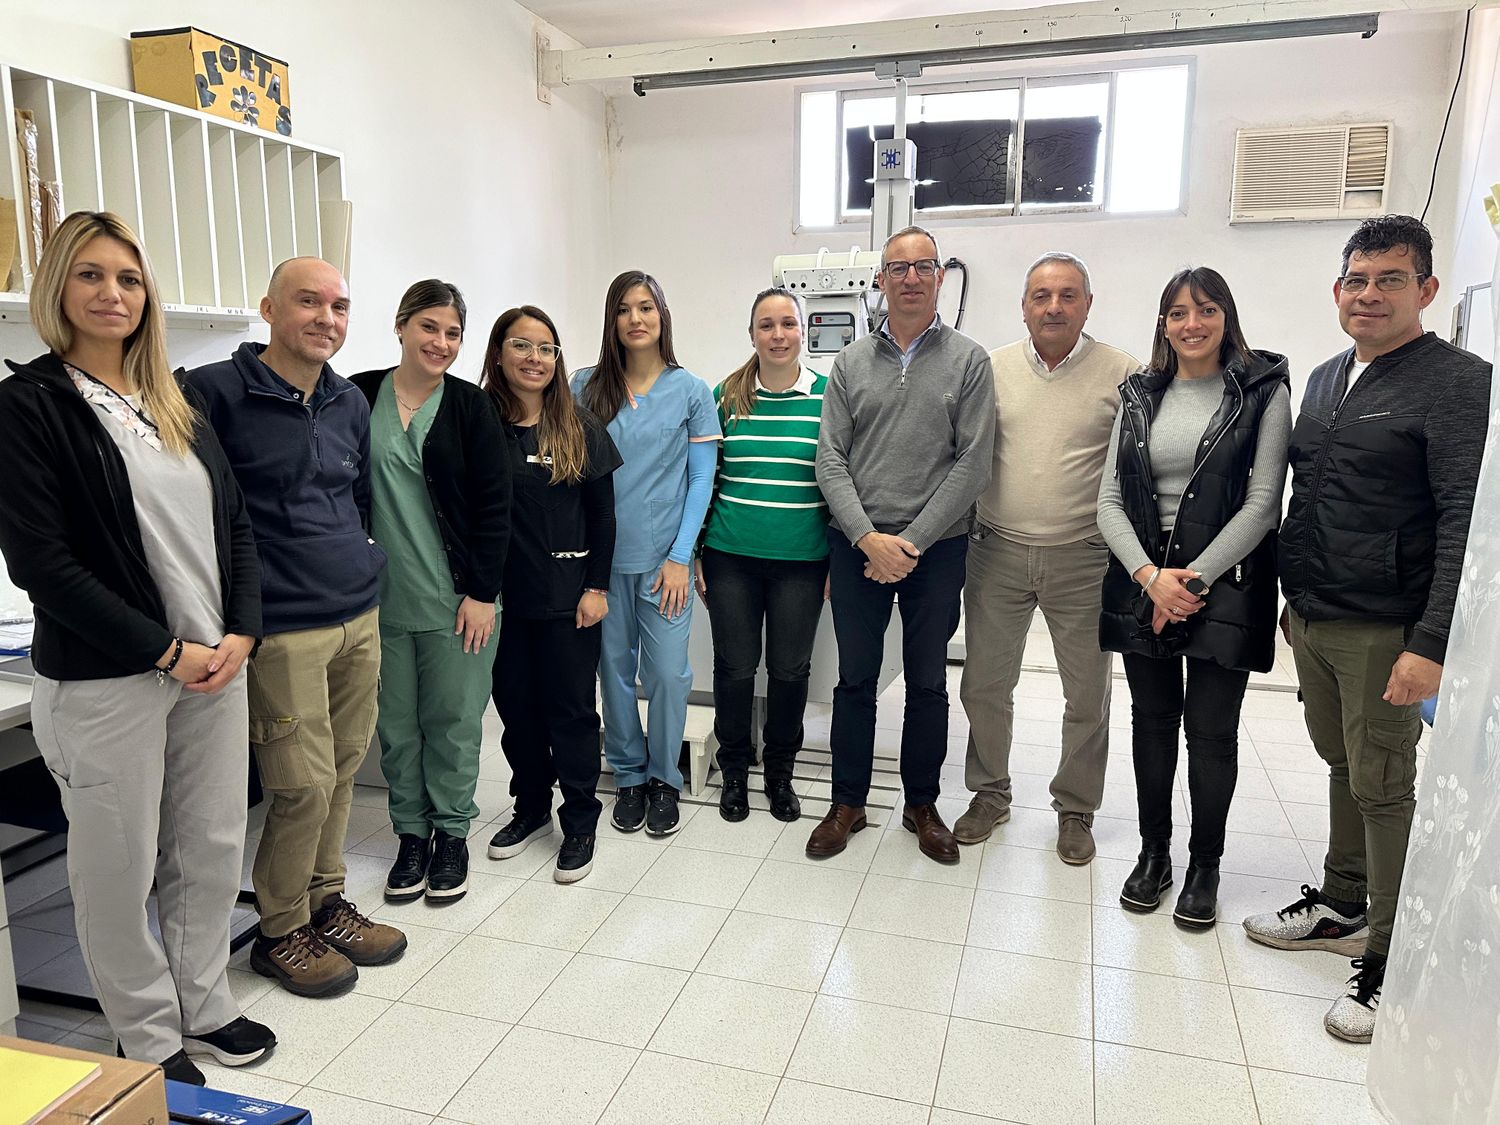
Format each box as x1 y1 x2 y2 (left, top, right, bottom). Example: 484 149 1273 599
700 547 828 782
1121 652 1250 862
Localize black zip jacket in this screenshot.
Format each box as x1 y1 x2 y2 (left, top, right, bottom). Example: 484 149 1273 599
1099 350 1290 672
350 369 512 603
0 353 261 680
502 410 622 619
1279 331 1491 663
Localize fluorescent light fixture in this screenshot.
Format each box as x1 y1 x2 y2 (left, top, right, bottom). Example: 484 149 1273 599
631 13 1378 94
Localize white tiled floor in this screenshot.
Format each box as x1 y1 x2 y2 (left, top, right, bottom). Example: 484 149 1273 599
12 634 1396 1124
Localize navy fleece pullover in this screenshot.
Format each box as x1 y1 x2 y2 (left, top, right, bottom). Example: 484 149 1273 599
186 342 386 634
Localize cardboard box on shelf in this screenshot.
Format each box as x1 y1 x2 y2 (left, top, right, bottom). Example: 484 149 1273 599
0 1034 167 1124
129 28 292 137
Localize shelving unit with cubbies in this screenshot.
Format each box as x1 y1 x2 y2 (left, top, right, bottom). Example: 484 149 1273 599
0 60 351 328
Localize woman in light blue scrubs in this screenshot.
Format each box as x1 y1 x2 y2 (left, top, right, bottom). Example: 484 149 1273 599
573 271 719 837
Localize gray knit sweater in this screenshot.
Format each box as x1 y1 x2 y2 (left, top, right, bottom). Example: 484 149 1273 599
816 321 996 552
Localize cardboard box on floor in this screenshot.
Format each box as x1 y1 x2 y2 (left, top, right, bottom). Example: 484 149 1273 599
0 1033 167 1124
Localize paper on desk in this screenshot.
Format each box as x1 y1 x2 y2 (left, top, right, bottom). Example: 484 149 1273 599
0 618 32 655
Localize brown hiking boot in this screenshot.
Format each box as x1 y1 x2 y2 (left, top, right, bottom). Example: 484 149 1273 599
250 924 358 998
311 894 408 966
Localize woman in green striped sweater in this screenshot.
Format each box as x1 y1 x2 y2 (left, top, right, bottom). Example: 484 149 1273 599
694 287 830 823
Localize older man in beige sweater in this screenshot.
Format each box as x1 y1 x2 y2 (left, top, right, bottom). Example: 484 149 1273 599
956 252 1139 864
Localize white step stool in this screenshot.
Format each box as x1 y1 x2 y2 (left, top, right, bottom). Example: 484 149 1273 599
623 699 717 796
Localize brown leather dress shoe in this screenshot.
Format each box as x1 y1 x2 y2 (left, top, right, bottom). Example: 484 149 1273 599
806 803 867 858
903 803 960 864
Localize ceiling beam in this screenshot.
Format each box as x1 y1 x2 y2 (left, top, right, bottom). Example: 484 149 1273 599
540 0 1488 90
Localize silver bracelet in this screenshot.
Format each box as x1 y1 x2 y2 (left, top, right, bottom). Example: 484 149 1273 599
1143 567 1162 592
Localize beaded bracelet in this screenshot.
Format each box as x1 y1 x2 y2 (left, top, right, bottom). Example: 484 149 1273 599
156 637 184 685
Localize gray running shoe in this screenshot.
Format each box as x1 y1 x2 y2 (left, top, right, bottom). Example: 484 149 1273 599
1242 884 1367 955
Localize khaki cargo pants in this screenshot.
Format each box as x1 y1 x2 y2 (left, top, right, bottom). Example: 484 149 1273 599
248 606 380 937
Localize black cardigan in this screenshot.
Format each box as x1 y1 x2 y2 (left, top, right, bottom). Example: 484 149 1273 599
350 369 512 603
0 353 262 680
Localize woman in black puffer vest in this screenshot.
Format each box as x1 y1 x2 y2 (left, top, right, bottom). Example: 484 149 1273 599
1096 267 1291 931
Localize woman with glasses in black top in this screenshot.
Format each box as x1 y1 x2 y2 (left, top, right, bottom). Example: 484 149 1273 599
481 306 622 884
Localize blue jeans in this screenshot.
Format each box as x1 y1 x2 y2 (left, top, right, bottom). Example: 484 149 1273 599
599 568 694 790
828 529 967 808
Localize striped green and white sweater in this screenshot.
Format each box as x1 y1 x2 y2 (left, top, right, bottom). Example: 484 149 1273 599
702 367 830 561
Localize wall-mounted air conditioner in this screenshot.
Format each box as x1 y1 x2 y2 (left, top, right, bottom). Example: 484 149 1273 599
1230 123 1391 223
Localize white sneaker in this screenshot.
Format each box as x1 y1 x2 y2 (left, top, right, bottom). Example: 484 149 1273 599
1324 956 1383 1043
1243 884 1368 955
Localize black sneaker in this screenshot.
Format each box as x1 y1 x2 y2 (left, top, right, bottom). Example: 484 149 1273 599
719 775 749 822
554 835 596 884
487 813 554 859
765 779 802 822
182 1016 277 1067
426 830 469 900
385 833 431 901
117 1042 207 1085
612 785 647 833
160 1048 207 1085
645 779 680 837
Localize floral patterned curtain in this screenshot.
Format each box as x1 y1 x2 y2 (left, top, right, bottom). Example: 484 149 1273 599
1369 198 1500 1122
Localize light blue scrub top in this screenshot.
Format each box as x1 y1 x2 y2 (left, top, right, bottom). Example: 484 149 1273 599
571 365 720 574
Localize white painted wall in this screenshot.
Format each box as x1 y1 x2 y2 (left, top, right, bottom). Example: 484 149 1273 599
604 11 1462 397
1432 5 1500 359
0 0 613 380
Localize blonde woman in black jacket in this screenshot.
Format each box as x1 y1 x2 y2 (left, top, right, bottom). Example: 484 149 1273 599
0 211 270 1084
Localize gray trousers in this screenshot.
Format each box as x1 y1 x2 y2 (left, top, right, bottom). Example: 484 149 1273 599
32 670 248 1063
959 529 1114 818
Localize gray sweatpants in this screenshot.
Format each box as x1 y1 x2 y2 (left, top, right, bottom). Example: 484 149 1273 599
32 670 249 1063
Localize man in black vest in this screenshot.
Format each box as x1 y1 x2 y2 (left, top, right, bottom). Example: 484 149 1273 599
1245 215 1491 1044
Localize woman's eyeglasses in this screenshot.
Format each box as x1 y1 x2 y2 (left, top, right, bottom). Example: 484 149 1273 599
505 338 561 362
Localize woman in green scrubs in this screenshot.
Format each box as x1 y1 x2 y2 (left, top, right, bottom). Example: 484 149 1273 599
352 279 511 903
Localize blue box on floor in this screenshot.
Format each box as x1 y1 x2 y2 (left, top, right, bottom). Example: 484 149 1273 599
166 1079 311 1123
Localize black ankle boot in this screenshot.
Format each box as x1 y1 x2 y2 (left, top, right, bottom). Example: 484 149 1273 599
1119 841 1173 912
1173 859 1220 930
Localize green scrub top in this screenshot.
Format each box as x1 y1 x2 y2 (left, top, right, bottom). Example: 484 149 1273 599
370 376 456 631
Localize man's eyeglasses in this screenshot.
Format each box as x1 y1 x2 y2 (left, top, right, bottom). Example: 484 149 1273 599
505 338 562 362
1337 272 1430 294
881 259 940 280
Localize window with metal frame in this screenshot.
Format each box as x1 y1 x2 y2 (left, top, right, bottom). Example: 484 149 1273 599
796 63 1191 229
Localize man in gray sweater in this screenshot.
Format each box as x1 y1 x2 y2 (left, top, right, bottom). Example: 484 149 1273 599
808 226 996 864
